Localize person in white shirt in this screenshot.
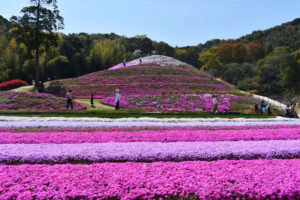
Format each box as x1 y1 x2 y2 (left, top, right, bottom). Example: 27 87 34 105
212 95 218 112
115 89 121 110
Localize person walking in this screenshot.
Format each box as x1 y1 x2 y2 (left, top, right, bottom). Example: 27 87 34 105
267 103 272 115
37 81 44 93
212 95 218 112
139 57 142 64
261 100 267 114
90 90 95 108
123 59 126 67
285 105 290 117
66 90 73 110
254 102 259 114
115 89 121 110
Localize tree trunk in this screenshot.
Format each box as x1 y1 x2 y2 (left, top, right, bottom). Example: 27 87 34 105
35 0 41 85
35 47 40 84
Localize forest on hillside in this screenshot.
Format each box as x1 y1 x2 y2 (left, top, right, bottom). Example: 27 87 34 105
0 13 299 100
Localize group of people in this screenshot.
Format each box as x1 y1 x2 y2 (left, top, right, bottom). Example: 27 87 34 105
122 57 143 67
34 81 44 93
65 90 298 118
254 100 272 115
65 89 121 110
285 104 299 118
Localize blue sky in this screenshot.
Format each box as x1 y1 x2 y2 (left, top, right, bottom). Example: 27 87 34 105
0 0 299 47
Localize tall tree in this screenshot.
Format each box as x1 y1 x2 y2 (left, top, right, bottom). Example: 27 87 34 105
199 47 222 80
11 0 64 83
280 53 300 105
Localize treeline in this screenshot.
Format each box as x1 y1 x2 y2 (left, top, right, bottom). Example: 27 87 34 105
197 18 300 99
0 15 200 84
199 42 300 98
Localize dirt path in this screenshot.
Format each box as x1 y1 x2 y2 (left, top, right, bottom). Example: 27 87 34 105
75 98 115 111
11 86 34 92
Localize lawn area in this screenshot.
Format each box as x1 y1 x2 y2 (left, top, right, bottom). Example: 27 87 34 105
0 109 275 118
75 98 115 112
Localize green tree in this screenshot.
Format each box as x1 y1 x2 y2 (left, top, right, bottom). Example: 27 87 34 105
96 39 125 68
256 47 289 94
46 55 69 79
3 38 19 79
199 47 222 80
153 41 175 57
280 53 300 104
11 0 64 83
175 48 200 68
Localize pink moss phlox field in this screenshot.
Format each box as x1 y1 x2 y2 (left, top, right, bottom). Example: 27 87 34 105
0 91 86 110
46 64 230 98
1 127 299 144
0 159 299 199
101 94 238 111
1 118 300 128
1 140 299 164
0 124 299 133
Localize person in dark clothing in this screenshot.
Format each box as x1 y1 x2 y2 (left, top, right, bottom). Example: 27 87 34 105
267 103 272 115
254 103 258 114
66 90 73 110
37 81 44 93
260 100 266 114
285 105 290 117
90 90 95 108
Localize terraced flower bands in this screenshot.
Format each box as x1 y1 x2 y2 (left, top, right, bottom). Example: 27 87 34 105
0 116 299 199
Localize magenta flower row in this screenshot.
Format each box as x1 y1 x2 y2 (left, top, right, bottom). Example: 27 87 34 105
0 159 299 199
1 127 299 144
0 124 298 133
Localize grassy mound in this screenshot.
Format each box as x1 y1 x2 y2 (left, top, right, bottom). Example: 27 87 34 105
46 63 234 97
0 91 86 111
45 56 256 112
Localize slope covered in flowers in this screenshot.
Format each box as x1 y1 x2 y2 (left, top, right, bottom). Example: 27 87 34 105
45 56 253 112
0 117 299 199
46 63 230 98
0 91 86 111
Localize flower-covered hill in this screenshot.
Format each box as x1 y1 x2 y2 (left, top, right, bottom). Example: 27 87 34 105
0 91 86 111
45 55 255 112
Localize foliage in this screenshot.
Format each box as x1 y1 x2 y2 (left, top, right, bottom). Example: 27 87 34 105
256 47 289 95
199 47 222 80
10 0 64 82
238 18 300 51
280 53 300 104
